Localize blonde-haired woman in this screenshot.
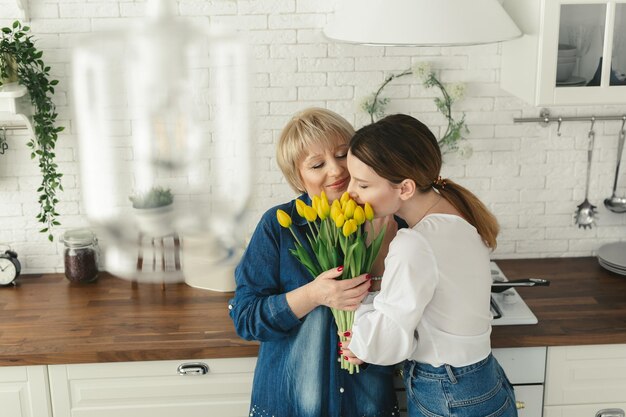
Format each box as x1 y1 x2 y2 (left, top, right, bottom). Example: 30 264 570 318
229 108 400 417
342 114 517 417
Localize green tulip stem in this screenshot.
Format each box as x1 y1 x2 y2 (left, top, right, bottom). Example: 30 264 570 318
288 227 303 248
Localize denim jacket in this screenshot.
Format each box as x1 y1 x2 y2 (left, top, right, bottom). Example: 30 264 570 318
229 194 399 417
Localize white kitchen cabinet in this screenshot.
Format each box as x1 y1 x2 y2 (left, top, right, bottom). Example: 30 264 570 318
494 347 547 417
501 0 626 106
48 357 256 417
544 344 626 416
0 365 52 417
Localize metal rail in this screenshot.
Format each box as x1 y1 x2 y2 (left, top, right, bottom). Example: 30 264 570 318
513 109 626 136
514 109 626 125
0 125 28 131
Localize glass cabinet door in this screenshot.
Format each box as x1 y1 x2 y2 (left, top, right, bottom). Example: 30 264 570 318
611 2 626 85
557 3 607 88
557 2 626 88
500 0 626 105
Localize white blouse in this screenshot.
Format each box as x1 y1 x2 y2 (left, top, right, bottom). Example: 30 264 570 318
350 214 493 367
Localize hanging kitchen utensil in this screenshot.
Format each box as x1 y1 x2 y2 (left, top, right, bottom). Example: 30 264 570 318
0 126 7 154
604 117 626 213
574 118 598 229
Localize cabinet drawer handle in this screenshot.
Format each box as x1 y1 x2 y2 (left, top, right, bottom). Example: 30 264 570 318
596 409 625 417
177 362 210 376
516 401 525 410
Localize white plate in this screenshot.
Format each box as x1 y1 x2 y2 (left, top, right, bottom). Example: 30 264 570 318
598 241 626 269
598 256 626 270
598 259 626 276
556 76 587 86
598 257 626 271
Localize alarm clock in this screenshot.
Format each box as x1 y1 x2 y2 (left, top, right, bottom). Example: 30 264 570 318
0 250 21 286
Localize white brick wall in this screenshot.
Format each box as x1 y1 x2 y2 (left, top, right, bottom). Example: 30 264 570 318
1 0 626 274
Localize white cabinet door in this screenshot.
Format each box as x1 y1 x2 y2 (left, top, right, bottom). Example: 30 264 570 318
493 347 547 385
515 385 545 417
48 357 256 417
0 365 52 417
545 344 626 406
544 403 626 417
501 0 626 106
494 347 547 417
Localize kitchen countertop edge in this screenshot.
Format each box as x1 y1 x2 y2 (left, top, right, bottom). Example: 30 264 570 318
1 256 625 366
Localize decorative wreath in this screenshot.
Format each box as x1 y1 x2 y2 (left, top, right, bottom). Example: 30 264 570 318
361 62 470 156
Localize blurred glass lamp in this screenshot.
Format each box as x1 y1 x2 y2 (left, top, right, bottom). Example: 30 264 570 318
324 0 522 46
72 0 251 284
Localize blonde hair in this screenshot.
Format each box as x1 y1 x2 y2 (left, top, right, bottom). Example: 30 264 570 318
350 114 499 250
277 108 354 193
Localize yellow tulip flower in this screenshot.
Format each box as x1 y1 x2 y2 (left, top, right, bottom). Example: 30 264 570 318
364 202 374 221
353 206 366 225
276 209 292 228
295 199 306 218
330 200 342 220
321 191 329 206
311 195 321 214
334 213 345 228
342 218 357 237
303 205 318 222
318 196 330 220
340 191 350 205
344 199 356 220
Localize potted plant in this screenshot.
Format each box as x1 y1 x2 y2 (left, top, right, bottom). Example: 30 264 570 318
129 186 175 236
1 21 64 241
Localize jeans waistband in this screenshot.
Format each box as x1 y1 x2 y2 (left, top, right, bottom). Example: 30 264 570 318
405 354 493 383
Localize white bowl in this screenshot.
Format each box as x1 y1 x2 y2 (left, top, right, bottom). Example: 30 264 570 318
556 61 576 82
557 56 577 63
558 44 577 57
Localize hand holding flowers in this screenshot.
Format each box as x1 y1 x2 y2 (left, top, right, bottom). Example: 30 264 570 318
339 335 364 367
277 192 386 374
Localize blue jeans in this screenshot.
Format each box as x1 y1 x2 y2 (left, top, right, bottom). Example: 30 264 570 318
403 354 518 417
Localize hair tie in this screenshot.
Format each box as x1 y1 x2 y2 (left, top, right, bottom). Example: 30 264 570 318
432 176 447 189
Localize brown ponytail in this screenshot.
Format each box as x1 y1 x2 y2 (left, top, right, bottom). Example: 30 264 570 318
350 114 499 249
433 179 499 249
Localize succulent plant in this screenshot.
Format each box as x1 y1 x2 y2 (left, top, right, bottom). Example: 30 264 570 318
129 186 174 209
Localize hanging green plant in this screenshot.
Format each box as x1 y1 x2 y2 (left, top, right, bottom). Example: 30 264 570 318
1 21 64 241
361 62 471 156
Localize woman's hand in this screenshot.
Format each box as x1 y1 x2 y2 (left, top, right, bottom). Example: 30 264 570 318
339 332 365 365
309 267 371 311
286 267 371 319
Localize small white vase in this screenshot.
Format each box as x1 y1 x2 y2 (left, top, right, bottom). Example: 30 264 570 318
133 204 175 237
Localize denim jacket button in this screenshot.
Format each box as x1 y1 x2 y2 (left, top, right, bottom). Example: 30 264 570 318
339 387 344 393
228 304 233 310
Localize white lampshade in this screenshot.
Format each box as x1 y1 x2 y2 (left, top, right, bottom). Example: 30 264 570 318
324 0 522 46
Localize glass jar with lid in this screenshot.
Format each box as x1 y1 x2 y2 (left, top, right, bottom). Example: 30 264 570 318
62 228 99 283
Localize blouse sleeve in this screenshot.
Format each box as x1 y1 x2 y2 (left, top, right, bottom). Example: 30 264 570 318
229 213 302 342
349 230 438 365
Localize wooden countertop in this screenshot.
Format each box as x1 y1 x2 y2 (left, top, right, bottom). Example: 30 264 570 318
492 257 626 348
0 257 625 366
0 274 259 366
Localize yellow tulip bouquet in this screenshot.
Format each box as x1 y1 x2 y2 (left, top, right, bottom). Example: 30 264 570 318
276 191 385 373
